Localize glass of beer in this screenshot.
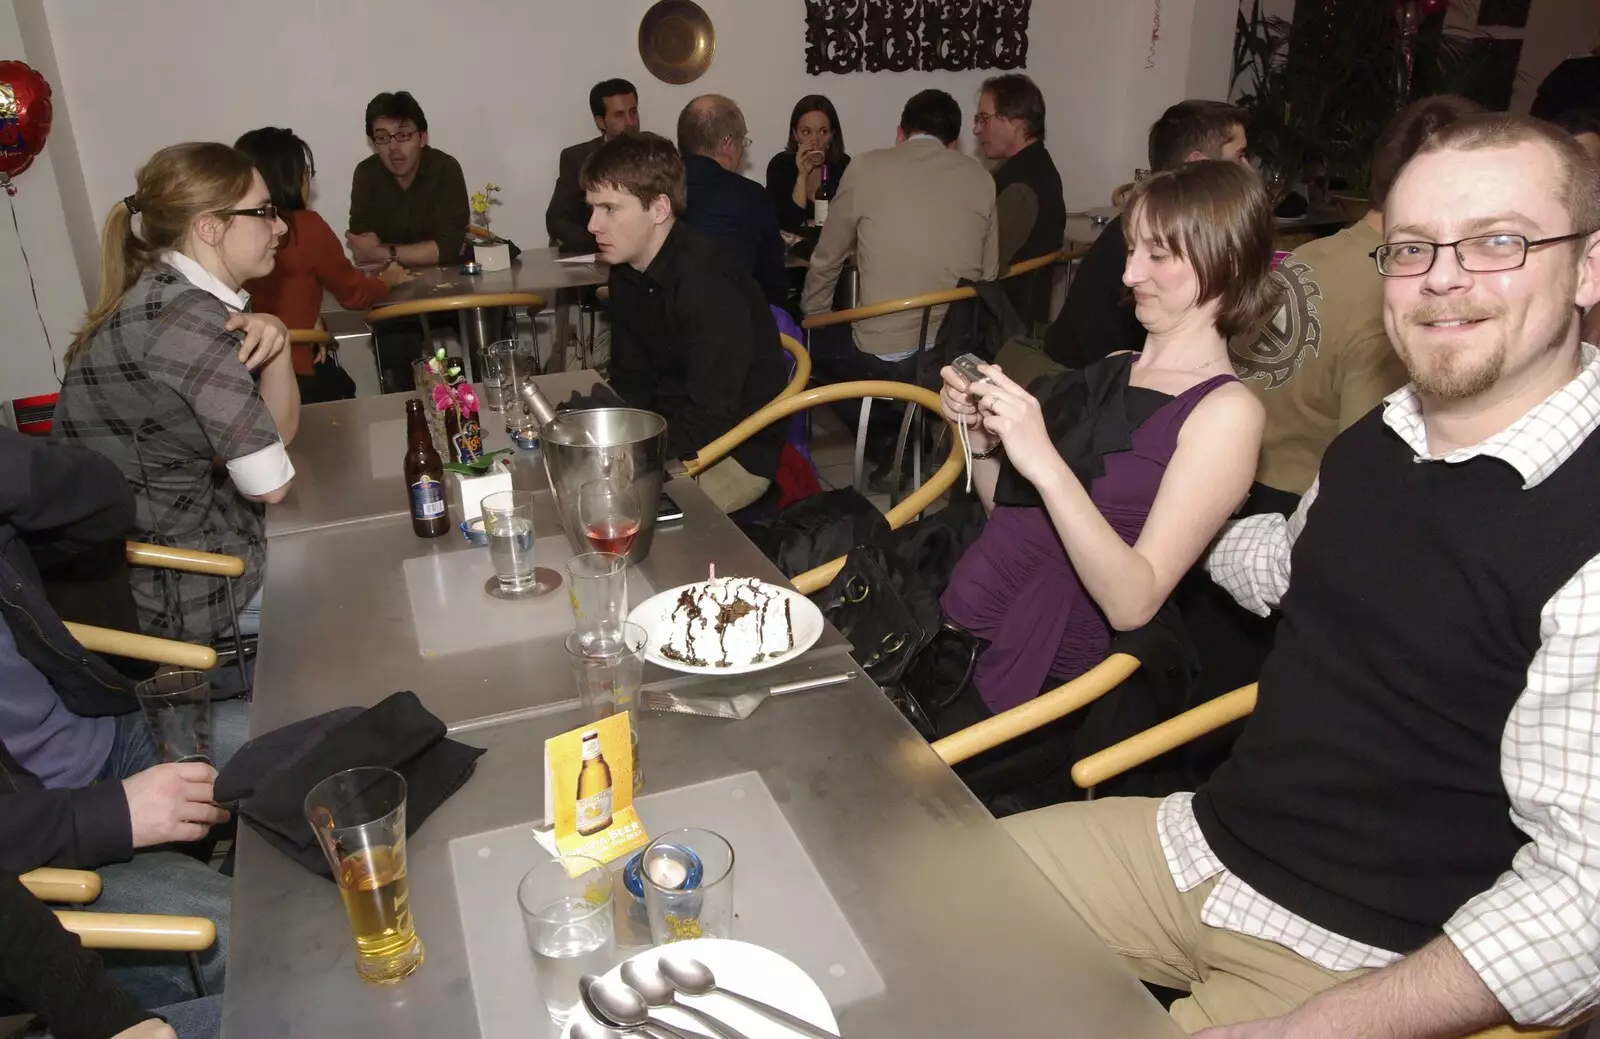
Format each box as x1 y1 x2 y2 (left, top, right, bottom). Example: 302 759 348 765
304 767 425 983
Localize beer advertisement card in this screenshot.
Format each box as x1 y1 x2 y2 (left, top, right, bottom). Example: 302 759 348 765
538 712 647 872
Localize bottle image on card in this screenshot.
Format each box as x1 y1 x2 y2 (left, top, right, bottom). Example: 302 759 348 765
575 730 614 836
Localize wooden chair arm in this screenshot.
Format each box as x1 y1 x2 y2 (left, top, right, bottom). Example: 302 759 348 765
288 329 331 346
19 868 101 903
1070 683 1258 789
931 653 1144 766
777 334 812 402
64 622 218 671
1112 182 1135 209
365 291 548 323
53 911 215 952
125 541 245 579
801 286 977 330
596 284 610 303
1466 1026 1568 1039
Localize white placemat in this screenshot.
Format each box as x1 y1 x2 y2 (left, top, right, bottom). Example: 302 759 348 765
449 771 883 1039
368 418 407 479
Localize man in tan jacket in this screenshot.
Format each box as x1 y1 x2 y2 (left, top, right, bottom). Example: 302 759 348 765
803 89 998 468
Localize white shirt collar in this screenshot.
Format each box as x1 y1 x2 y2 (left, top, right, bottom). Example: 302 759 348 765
902 133 941 146
1380 343 1600 489
160 250 250 311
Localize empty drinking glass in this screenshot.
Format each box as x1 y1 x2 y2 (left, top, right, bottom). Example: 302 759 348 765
565 552 628 640
481 490 537 592
490 337 541 435
566 621 648 789
133 670 212 763
517 855 616 1025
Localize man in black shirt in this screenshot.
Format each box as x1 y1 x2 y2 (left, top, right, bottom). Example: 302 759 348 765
581 133 787 513
974 73 1065 328
677 94 789 307
1044 99 1249 369
547 78 640 253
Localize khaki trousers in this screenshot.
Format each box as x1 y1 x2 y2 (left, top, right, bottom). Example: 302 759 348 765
1001 797 1371 1032
695 457 771 514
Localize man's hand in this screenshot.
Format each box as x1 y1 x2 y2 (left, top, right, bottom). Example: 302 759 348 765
122 763 230 848
113 1020 177 1039
225 312 289 371
345 231 386 263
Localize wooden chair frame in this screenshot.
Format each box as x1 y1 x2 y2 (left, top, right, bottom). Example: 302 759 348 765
799 251 1070 503
674 381 963 594
125 540 246 688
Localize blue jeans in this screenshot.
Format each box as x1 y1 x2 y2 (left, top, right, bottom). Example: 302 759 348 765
92 700 249 1008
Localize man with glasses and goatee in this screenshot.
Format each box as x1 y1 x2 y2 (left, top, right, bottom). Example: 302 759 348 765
1004 113 1600 1038
346 90 470 269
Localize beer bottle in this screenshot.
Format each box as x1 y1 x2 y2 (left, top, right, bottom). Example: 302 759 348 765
575 730 614 836
404 398 449 538
813 163 834 226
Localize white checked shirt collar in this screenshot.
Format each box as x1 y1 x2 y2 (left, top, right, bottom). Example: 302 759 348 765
161 250 250 312
1379 343 1600 489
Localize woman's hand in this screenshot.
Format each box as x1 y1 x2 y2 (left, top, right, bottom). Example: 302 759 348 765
797 148 825 177
965 364 1063 486
939 365 997 455
379 260 413 288
225 312 289 372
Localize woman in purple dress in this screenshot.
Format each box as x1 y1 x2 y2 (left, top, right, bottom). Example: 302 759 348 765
937 159 1279 735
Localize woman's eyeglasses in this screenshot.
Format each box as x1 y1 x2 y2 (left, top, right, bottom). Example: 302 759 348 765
217 204 280 223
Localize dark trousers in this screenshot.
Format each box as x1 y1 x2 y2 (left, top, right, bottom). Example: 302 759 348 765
808 325 924 464
374 318 428 394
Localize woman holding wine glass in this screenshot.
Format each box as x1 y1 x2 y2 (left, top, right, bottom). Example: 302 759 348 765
765 96 851 234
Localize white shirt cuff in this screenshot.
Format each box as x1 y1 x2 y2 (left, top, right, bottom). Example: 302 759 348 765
226 442 294 496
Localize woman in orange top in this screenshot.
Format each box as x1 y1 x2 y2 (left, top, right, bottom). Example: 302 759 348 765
235 127 411 397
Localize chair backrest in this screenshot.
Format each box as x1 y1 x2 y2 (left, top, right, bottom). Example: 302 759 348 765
1111 182 1134 209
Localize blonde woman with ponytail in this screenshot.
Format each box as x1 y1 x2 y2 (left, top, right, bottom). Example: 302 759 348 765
54 142 298 649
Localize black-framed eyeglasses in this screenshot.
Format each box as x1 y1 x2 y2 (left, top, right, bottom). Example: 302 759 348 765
370 130 418 146
1370 230 1596 277
217 204 280 223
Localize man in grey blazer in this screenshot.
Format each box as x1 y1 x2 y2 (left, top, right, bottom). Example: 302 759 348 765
803 89 998 466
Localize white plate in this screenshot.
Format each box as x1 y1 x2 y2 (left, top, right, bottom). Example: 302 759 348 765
563 939 838 1038
628 581 824 676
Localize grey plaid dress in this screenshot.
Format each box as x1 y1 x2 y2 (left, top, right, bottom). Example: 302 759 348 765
54 262 281 644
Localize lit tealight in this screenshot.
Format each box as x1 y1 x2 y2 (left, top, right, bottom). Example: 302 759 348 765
645 856 689 889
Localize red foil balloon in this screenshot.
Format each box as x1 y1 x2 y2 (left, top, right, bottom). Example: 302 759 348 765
0 61 53 195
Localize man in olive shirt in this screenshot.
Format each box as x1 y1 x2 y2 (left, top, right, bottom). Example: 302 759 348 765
1232 95 1481 505
347 91 470 268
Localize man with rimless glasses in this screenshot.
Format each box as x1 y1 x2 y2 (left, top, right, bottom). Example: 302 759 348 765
1004 114 1600 1036
346 91 469 269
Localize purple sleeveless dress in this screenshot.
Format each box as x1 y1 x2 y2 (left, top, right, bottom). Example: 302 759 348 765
941 373 1236 714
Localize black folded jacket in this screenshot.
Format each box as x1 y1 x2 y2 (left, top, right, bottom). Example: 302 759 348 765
215 691 485 881
555 385 627 412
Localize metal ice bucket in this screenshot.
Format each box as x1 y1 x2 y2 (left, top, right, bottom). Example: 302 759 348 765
541 408 669 564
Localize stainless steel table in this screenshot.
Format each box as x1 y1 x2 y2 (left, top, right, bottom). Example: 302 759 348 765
266 370 601 538
250 476 851 733
383 249 610 375
222 659 1182 1039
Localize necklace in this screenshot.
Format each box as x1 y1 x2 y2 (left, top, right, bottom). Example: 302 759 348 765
1190 355 1228 371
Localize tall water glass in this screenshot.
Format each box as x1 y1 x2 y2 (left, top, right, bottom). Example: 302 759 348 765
491 337 541 435
304 767 425 983
481 490 538 592
517 855 616 1026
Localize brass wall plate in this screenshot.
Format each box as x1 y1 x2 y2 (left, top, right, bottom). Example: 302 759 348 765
638 0 715 85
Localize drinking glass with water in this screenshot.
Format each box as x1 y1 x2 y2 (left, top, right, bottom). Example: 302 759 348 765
517 855 616 1025
481 490 538 593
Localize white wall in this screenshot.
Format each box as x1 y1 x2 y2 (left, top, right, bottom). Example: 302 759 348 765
0 0 86 404
43 0 1236 251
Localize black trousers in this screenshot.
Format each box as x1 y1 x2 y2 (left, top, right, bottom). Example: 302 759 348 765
807 325 924 464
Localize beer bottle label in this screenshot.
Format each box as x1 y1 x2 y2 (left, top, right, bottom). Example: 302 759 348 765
576 789 613 829
410 474 445 519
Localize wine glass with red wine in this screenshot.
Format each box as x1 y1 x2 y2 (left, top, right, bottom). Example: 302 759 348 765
579 478 643 557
